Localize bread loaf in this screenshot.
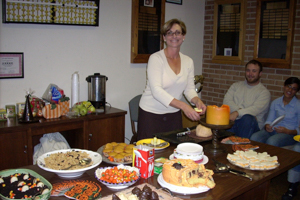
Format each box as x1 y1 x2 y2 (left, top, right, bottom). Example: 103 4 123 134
196 124 212 137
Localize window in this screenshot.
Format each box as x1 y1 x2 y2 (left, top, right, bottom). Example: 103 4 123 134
253 0 295 68
212 0 245 65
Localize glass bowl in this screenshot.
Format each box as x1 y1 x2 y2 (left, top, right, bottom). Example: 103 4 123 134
95 165 140 189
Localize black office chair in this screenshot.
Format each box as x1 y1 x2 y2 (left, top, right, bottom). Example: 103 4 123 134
129 94 142 144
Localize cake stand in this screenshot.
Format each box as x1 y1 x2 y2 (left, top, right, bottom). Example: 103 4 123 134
200 118 234 154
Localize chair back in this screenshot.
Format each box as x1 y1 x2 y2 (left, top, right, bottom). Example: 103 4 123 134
129 94 142 123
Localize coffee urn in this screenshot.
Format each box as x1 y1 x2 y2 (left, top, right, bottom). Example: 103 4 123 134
86 73 108 110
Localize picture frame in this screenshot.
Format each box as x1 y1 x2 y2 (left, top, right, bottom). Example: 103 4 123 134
224 48 232 56
166 0 182 5
0 52 24 79
144 0 154 7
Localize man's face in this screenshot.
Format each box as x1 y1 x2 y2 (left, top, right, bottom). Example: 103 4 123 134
245 63 262 86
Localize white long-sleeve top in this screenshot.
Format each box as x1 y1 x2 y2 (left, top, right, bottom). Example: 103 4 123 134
223 80 271 129
139 49 198 114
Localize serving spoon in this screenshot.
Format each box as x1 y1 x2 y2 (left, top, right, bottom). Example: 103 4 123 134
62 158 92 170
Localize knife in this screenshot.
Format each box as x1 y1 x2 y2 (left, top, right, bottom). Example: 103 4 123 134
213 159 246 175
229 170 253 181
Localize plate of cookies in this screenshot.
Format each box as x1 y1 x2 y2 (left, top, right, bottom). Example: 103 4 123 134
97 142 134 165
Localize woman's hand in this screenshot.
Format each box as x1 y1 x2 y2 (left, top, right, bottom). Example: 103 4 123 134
191 97 206 115
182 104 201 121
170 97 206 121
265 124 273 132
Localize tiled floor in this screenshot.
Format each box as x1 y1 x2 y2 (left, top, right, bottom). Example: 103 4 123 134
268 171 300 200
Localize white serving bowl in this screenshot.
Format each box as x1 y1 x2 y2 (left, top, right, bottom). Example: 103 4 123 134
37 149 102 178
174 143 204 161
95 165 140 189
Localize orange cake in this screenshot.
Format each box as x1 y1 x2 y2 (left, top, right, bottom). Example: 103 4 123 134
206 105 230 125
162 159 215 188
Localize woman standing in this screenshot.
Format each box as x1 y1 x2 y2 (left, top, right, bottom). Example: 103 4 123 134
250 77 300 147
137 19 206 140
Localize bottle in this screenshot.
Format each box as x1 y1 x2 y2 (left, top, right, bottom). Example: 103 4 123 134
71 71 80 107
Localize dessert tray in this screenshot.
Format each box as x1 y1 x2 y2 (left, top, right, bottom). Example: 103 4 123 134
51 179 101 199
227 150 279 171
100 183 183 200
228 160 279 171
232 144 259 151
294 135 300 142
221 136 251 144
136 138 170 150
97 145 132 165
169 154 209 165
157 174 210 195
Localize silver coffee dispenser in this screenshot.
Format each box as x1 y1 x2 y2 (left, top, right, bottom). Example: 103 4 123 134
86 73 108 110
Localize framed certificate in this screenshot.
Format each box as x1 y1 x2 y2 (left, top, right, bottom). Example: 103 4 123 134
0 52 24 79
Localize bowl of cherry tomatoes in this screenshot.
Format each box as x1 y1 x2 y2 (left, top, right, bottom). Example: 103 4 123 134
95 165 140 189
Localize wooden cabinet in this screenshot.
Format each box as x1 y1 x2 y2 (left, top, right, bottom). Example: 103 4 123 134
0 107 126 171
0 130 29 170
87 115 125 152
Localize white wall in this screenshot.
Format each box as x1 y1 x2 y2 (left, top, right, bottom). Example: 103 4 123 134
0 0 205 143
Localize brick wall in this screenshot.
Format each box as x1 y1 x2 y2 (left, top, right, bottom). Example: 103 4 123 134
201 0 300 106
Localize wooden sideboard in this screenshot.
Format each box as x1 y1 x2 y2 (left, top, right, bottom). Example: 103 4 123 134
0 107 127 171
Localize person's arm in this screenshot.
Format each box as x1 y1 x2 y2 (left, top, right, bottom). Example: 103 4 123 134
263 100 276 132
223 83 240 113
237 89 271 118
274 127 297 135
182 58 206 115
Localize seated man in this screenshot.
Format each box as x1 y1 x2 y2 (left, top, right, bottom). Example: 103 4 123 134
223 60 271 139
282 143 300 200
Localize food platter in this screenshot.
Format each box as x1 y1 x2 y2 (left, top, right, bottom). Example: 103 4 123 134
270 115 285 127
294 135 300 142
136 138 170 150
0 168 52 200
37 149 102 178
169 154 209 165
97 145 132 165
228 160 279 171
157 173 210 194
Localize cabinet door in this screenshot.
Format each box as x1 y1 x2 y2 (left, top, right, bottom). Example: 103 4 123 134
0 131 28 170
87 116 125 151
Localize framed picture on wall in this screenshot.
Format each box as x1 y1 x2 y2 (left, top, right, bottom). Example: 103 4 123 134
166 0 182 5
0 52 24 79
144 0 154 7
224 48 232 56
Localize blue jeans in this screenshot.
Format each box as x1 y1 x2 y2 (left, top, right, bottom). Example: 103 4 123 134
226 114 260 139
250 129 296 147
288 143 300 183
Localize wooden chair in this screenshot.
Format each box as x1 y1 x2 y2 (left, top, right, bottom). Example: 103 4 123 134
129 94 142 144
